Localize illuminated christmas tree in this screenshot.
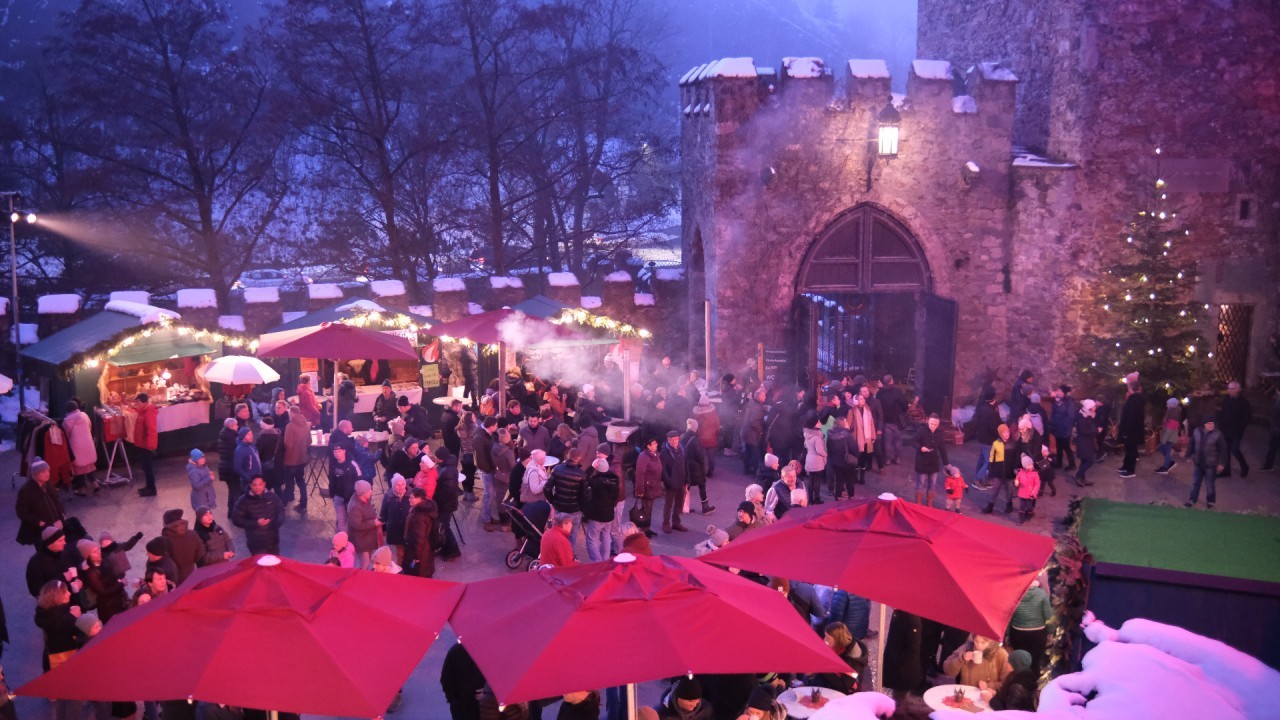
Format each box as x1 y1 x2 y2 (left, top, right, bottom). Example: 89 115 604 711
1078 148 1209 404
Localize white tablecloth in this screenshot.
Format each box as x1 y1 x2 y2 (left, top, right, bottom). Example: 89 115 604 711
354 384 423 413
157 401 212 433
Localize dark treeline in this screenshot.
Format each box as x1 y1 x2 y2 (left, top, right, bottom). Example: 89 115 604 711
0 0 676 309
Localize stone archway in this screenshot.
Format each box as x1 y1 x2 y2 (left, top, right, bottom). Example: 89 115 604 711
794 204 957 414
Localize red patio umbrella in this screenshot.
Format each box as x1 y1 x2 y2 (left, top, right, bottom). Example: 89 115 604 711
18 555 463 717
257 321 420 427
700 493 1056 639
448 553 848 705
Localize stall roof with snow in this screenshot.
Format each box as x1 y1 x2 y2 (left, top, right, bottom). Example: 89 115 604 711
20 310 219 369
266 301 435 334
512 295 572 320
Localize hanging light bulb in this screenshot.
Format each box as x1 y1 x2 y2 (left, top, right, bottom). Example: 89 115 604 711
1187 345 1196 354
1149 292 1156 299
1155 147 1162 154
1124 293 1132 301
1140 275 1148 282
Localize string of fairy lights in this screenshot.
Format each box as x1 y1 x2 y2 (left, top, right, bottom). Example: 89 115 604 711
65 317 260 378
63 304 648 377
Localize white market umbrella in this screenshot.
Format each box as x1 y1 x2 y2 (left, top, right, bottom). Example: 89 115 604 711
0 373 12 395
201 355 281 386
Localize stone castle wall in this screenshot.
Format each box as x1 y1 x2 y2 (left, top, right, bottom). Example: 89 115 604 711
683 58 1040 403
919 0 1280 391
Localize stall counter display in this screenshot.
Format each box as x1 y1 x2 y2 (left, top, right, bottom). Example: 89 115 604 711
99 356 215 436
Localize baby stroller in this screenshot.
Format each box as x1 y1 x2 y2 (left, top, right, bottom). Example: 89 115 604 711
503 499 550 572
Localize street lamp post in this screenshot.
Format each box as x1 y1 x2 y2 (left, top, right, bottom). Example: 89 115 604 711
4 192 35 411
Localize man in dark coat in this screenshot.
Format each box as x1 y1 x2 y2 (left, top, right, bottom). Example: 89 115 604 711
1186 417 1228 508
432 446 462 560
216 418 240 504
1048 385 1078 470
634 437 664 536
14 458 65 546
971 386 1001 488
26 526 73 597
160 509 206 585
401 396 431 439
1218 381 1252 477
1009 369 1035 420
230 476 284 555
404 488 439 577
879 375 909 465
441 399 463 456
659 431 689 534
372 381 401 433
1116 373 1145 477
881 609 923 695
255 416 283 497
681 420 714 516
739 389 767 476
336 373 357 424
440 640 485 720
827 416 859 500
1073 400 1100 486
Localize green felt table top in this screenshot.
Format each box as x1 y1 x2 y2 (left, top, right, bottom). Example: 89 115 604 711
1077 499 1280 584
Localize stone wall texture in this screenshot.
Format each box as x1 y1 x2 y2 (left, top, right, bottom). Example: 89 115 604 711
916 0 1280 394
683 0 1280 406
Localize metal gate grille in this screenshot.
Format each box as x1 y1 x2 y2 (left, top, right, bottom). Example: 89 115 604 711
1215 304 1253 383
806 293 870 381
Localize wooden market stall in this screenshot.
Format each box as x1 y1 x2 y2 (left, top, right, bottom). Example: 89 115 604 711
265 300 438 427
19 303 254 453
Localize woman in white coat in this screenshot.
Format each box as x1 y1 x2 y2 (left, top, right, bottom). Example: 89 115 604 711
63 399 99 495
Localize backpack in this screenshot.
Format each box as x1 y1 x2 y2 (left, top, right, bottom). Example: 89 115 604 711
429 516 448 551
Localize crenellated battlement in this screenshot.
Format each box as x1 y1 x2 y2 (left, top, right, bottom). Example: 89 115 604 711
680 56 1020 143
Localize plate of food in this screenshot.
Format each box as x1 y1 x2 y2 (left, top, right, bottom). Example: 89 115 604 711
778 686 846 718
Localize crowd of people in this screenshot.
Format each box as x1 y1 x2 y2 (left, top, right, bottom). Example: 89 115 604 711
4 350 1278 720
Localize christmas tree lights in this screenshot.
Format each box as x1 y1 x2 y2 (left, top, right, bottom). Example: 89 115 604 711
1077 148 1208 402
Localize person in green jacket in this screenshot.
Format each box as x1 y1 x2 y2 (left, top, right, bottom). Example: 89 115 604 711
1007 579 1053 674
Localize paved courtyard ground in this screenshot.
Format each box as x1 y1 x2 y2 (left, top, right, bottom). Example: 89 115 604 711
2 430 1278 719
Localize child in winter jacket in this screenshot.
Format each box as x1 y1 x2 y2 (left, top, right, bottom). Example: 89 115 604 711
1035 446 1057 498
1014 456 1041 525
328 531 356 568
943 464 967 513
1156 398 1181 474
187 449 216 512
983 424 1015 515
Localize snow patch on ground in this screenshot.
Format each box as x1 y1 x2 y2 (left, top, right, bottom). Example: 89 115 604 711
655 268 684 282
177 289 218 309
489 276 523 289
336 300 386 313
281 311 308 324
104 300 180 324
547 272 579 287
912 59 952 80
604 271 632 283
634 293 655 306
433 277 466 293
218 315 246 332
467 303 484 315
409 305 433 318
37 294 81 314
109 291 150 305
965 161 981 174
308 283 343 300
243 287 279 304
953 95 978 114
370 279 406 297
978 61 1018 82
782 57 825 78
580 296 602 309
847 59 890 79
